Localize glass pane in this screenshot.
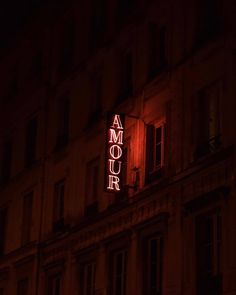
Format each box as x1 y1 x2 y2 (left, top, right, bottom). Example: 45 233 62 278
55 277 61 295
155 144 162 167
17 279 28 295
113 251 126 295
155 127 162 144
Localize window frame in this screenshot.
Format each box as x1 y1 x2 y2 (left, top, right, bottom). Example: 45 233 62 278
194 81 222 159
53 178 66 232
110 248 128 295
153 122 165 172
196 0 222 45
58 18 76 76
81 261 96 295
77 248 98 295
147 22 168 80
85 156 100 214
88 71 103 122
0 207 8 256
17 277 29 295
145 120 166 184
21 191 33 245
1 138 12 185
55 97 70 149
25 116 38 168
117 50 134 104
47 272 62 295
195 208 222 295
143 234 163 295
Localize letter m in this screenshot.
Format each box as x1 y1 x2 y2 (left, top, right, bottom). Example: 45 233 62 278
109 129 123 144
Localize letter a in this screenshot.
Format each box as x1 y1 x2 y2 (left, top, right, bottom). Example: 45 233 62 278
111 114 123 129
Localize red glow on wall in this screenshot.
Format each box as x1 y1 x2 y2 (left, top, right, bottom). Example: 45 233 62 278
105 114 125 192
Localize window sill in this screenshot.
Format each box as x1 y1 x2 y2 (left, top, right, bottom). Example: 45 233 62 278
53 218 65 233
194 135 222 161
85 202 98 218
145 167 164 185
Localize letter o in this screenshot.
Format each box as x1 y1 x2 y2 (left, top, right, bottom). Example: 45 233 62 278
109 145 122 159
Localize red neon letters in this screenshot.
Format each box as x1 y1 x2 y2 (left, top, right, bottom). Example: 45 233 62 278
106 114 124 192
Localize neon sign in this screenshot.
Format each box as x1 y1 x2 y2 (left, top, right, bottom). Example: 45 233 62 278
105 113 125 192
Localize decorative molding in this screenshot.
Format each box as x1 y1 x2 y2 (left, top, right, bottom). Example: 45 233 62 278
71 194 171 252
183 186 230 215
182 157 233 205
41 243 68 266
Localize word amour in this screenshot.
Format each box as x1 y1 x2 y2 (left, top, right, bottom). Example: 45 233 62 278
106 114 124 192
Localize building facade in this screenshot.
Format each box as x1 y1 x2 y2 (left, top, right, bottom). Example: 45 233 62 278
0 0 236 295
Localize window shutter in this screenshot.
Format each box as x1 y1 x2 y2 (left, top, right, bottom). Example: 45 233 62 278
145 124 155 184
197 91 208 144
0 209 7 255
165 101 171 171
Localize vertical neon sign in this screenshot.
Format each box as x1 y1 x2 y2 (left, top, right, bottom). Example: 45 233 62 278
105 113 125 192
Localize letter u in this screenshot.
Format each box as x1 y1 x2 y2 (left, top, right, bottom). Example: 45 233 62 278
109 159 122 175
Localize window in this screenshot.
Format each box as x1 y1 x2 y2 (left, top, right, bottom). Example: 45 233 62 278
194 82 221 159
2 70 17 103
117 52 133 103
145 122 165 184
6 75 17 102
17 278 29 295
195 210 222 295
148 23 167 80
196 0 222 44
30 51 43 81
81 262 96 295
85 157 100 216
90 0 107 50
1 139 12 185
25 116 38 168
21 192 33 245
53 179 65 232
56 98 70 149
143 235 163 295
58 19 75 75
88 73 103 122
116 0 136 27
47 273 61 295
110 249 127 295
0 208 7 255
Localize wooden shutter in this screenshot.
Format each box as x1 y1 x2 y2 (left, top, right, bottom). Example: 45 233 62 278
145 125 155 184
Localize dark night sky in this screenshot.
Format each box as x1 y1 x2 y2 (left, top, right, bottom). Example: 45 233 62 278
0 0 49 49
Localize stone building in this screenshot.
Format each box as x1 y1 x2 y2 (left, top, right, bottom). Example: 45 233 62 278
0 0 236 295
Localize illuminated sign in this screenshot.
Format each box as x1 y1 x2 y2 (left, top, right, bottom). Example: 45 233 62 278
105 113 125 192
